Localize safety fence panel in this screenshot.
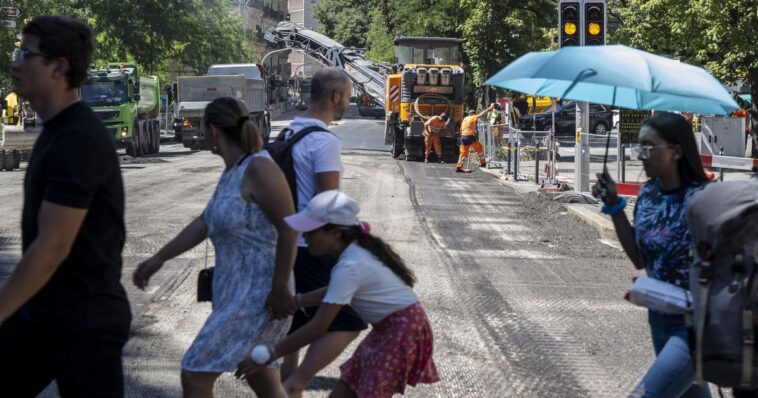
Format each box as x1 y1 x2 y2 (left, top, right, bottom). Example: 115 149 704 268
478 120 557 184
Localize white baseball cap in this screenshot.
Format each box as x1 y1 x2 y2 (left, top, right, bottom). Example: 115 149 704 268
285 190 360 232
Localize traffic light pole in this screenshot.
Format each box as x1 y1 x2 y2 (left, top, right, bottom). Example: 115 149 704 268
574 101 591 192
560 0 605 193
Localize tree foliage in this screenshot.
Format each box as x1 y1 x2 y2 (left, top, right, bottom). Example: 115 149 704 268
364 8 395 63
610 0 758 155
313 0 554 91
312 0 374 48
1 0 249 91
460 0 555 86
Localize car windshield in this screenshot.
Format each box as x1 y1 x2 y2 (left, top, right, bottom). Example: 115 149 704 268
81 79 128 105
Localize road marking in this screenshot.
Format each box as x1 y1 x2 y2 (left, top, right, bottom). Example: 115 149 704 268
448 248 565 260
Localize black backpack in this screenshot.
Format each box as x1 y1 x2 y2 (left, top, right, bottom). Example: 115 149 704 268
686 176 758 389
265 125 330 204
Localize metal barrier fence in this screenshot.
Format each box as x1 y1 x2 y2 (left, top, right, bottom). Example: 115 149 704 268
477 120 557 183
479 118 755 192
476 119 648 188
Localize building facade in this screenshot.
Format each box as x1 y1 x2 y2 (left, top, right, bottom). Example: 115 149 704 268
237 0 290 103
287 0 322 77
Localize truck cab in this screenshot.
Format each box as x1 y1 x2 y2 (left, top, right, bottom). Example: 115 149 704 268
81 70 136 142
81 64 161 157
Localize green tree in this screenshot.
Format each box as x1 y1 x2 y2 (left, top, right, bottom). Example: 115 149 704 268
611 0 758 157
1 0 249 91
460 0 555 107
313 0 374 48
364 9 395 63
391 0 462 38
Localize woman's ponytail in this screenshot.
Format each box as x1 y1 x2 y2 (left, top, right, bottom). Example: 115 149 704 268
240 118 263 153
202 97 263 154
327 224 417 287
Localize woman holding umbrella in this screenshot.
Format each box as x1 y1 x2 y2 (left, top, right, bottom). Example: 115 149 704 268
593 112 711 398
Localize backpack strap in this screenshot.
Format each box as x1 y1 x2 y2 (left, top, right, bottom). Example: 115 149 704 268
740 253 755 387
695 243 714 386
275 127 293 141
285 125 332 146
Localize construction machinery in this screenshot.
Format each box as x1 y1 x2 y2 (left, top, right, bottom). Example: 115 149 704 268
384 37 464 161
1 92 38 171
80 63 161 157
264 22 465 161
2 92 20 125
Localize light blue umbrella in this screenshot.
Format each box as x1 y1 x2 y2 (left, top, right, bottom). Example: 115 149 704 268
485 45 738 115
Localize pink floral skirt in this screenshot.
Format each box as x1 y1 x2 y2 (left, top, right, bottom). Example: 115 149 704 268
340 302 439 397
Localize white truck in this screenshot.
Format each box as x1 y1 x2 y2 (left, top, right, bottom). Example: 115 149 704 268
176 63 270 150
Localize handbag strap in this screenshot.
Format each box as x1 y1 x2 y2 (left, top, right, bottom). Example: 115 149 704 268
203 239 209 270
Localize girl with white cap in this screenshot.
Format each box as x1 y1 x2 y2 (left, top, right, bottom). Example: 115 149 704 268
236 190 439 398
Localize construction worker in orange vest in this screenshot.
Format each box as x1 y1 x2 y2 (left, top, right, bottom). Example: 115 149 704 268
424 112 450 163
456 103 495 173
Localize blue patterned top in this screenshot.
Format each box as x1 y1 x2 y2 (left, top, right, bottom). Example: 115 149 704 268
633 180 701 289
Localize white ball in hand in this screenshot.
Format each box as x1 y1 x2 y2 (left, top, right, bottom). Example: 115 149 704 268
251 345 270 365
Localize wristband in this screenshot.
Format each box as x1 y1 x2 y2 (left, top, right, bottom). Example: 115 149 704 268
601 197 627 216
265 344 276 365
295 293 308 316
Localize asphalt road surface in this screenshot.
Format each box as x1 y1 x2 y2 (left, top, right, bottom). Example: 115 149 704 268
0 106 668 397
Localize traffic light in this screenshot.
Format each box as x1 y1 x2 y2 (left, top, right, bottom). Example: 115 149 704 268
559 1 581 47
584 0 606 46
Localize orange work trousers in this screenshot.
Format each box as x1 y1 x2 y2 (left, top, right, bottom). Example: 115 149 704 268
425 134 442 159
457 136 485 168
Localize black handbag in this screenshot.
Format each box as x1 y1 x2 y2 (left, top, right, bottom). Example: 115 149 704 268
197 240 213 302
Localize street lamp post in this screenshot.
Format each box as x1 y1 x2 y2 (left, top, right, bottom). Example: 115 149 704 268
260 48 292 105
261 47 292 67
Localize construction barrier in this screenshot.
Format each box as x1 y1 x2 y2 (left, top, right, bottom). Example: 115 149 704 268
700 153 758 171
477 119 559 184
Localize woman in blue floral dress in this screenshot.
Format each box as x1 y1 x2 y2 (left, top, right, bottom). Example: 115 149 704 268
594 113 711 398
133 97 298 398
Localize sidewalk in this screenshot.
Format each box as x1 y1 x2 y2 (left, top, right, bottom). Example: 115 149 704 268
478 165 631 245
481 136 756 243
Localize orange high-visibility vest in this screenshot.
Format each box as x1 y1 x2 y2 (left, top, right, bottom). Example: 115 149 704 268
461 115 479 136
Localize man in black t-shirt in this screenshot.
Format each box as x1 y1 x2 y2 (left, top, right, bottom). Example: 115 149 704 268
0 16 131 397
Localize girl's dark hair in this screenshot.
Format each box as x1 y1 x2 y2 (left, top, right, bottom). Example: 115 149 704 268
202 97 262 153
641 112 708 186
325 224 416 287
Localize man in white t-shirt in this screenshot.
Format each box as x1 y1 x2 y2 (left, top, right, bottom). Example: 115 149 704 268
280 68 369 396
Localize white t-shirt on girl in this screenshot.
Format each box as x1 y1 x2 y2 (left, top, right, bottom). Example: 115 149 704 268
322 242 418 324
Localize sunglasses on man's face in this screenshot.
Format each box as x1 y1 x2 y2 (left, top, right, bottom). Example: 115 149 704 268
12 49 54 63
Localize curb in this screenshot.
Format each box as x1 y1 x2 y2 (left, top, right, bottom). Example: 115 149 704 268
479 166 620 241
565 204 618 241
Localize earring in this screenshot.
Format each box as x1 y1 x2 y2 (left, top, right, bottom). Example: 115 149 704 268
212 145 218 152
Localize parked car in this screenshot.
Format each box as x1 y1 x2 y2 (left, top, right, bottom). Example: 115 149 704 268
518 101 614 136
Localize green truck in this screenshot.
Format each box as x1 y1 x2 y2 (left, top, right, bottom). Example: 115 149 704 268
80 63 161 157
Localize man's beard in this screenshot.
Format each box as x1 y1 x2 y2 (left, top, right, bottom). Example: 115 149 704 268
334 106 347 121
